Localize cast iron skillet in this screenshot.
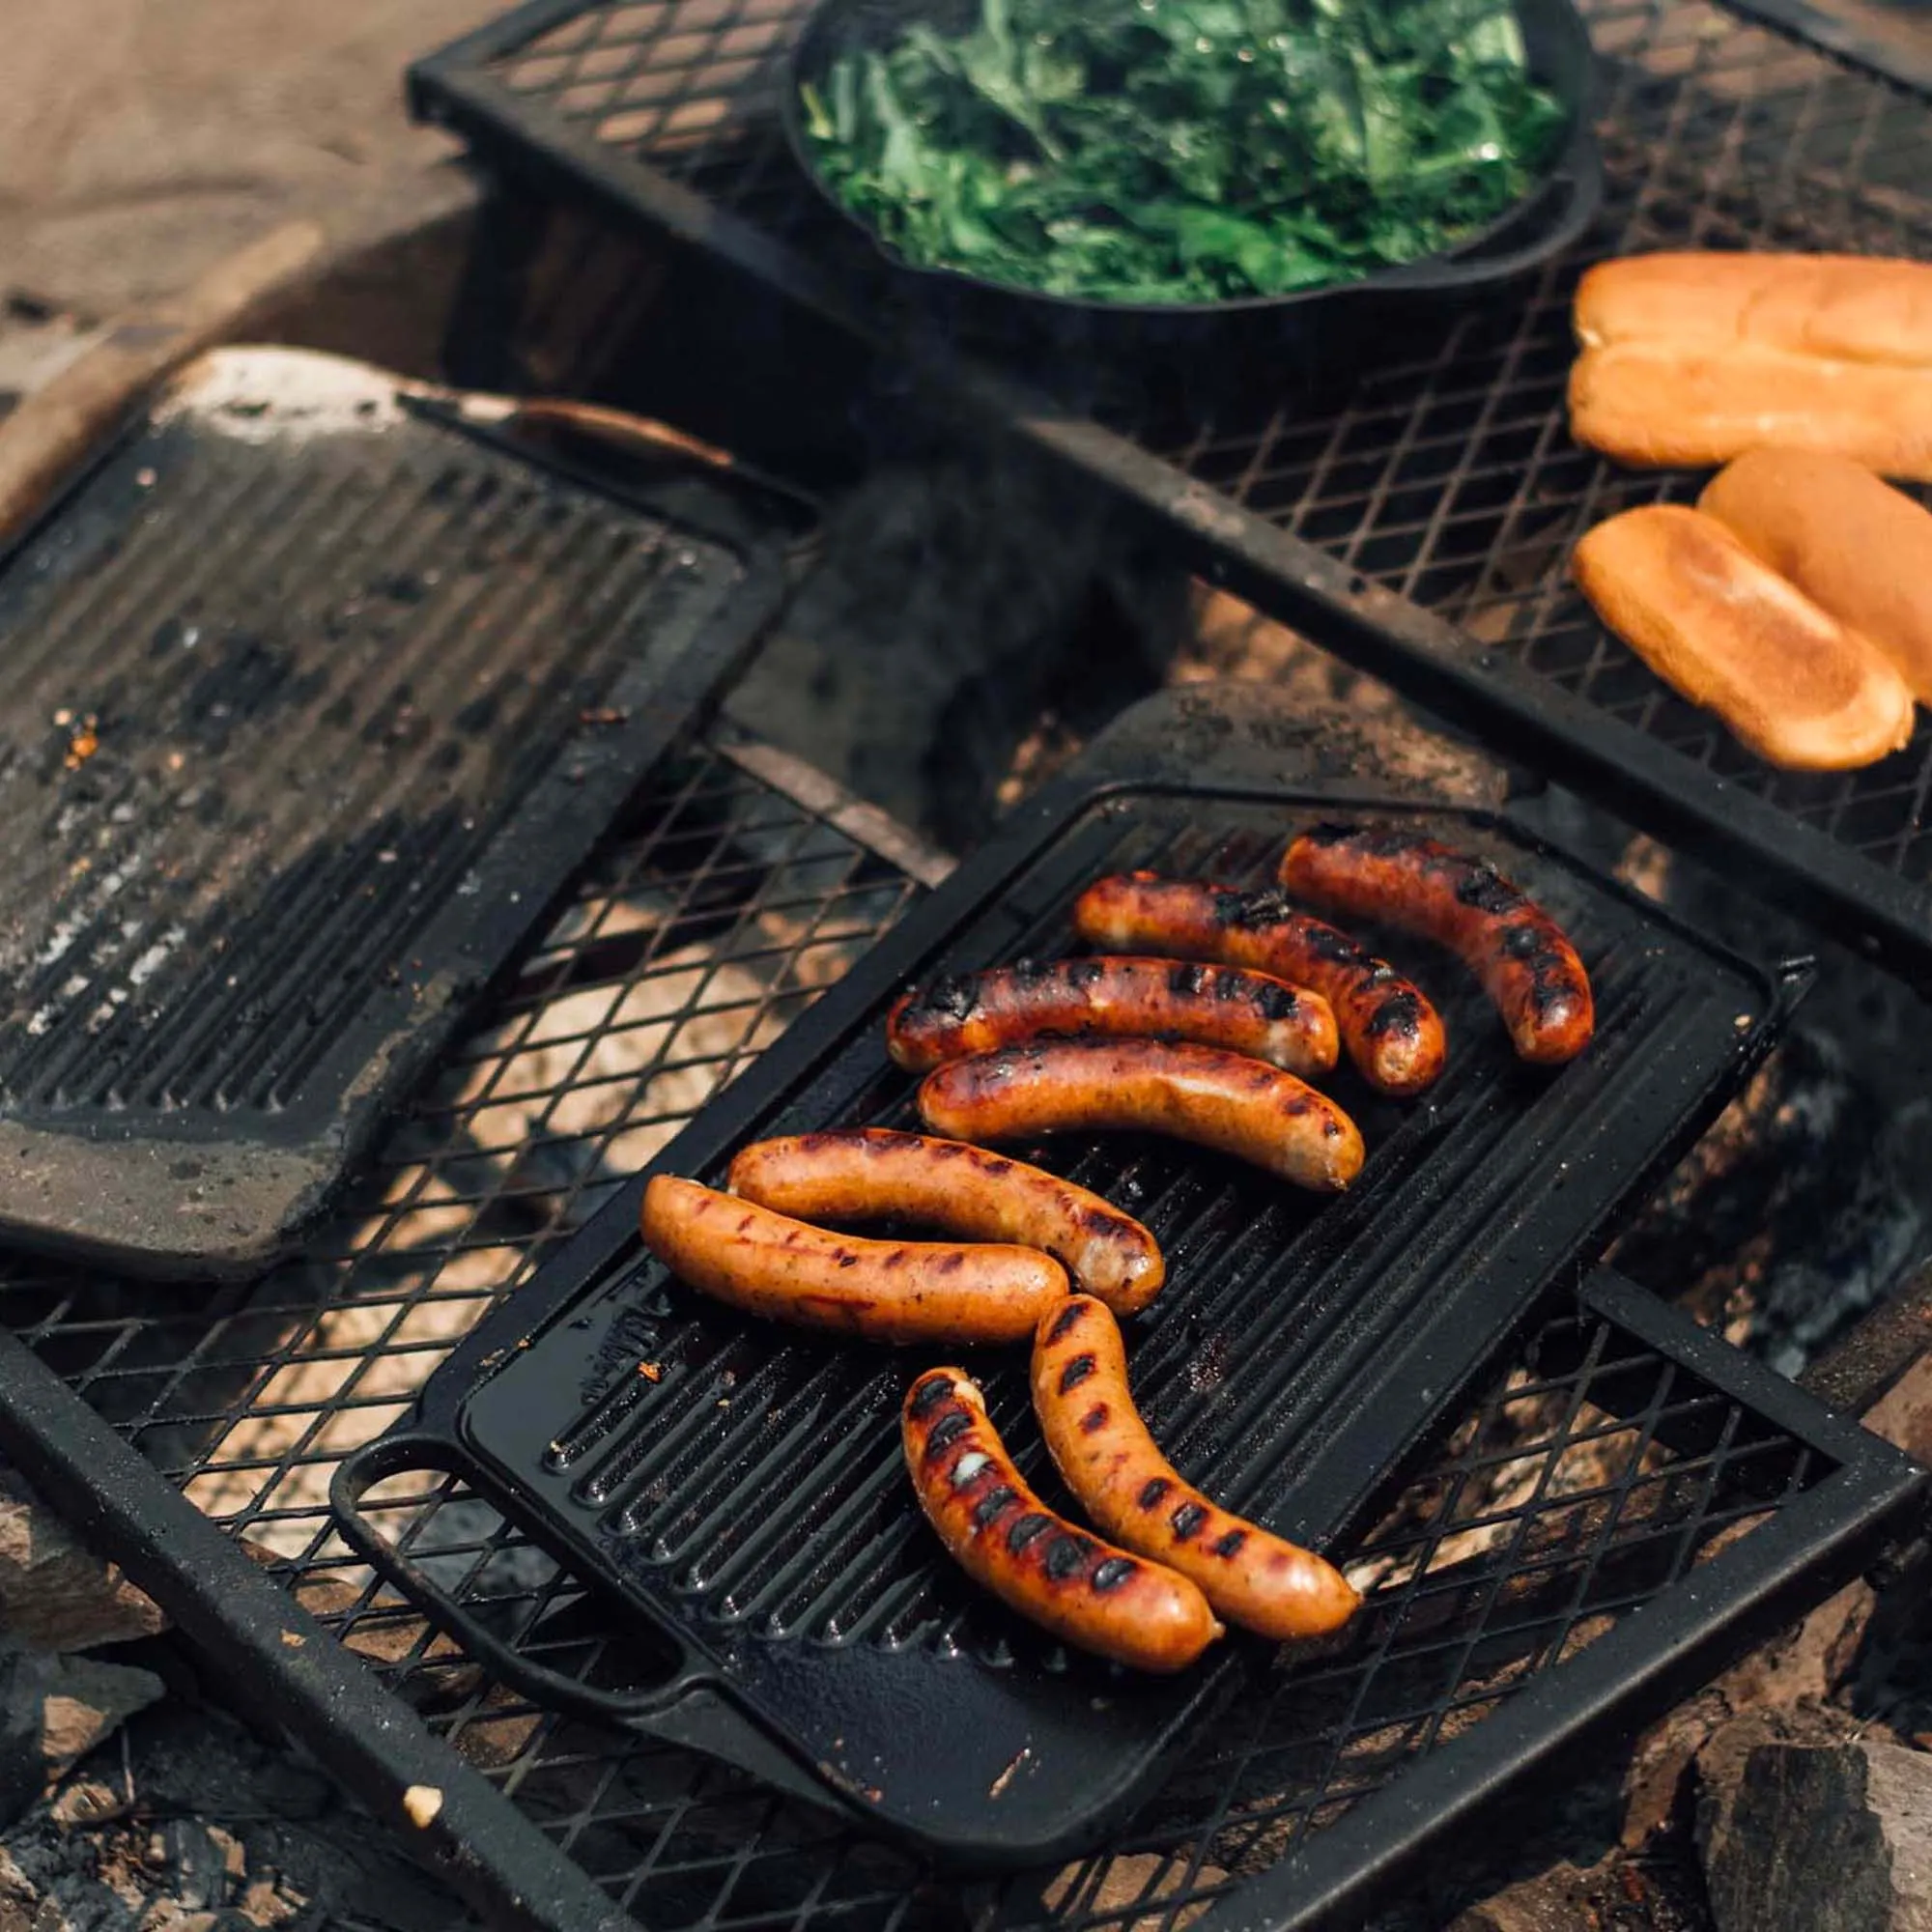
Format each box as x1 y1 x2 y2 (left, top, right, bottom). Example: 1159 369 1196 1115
781 0 1603 340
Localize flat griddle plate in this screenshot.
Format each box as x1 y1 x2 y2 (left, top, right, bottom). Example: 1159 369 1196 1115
335 758 1794 1867
0 348 782 1275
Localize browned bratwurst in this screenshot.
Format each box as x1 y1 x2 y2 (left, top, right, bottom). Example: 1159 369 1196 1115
918 1038 1364 1192
1031 1297 1359 1641
1071 873 1445 1098
639 1176 1065 1345
886 955 1339 1079
727 1128 1166 1316
1280 825 1594 1066
902 1368 1222 1673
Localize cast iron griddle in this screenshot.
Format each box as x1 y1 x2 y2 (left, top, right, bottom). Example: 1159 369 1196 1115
0 348 781 1275
333 724 1798 1868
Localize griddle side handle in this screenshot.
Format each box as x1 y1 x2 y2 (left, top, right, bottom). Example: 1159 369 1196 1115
330 1432 715 1723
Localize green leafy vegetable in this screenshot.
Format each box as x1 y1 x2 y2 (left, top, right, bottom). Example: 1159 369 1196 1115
798 0 1566 303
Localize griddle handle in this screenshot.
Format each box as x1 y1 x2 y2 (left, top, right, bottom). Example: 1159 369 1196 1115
502 400 822 527
330 1431 716 1724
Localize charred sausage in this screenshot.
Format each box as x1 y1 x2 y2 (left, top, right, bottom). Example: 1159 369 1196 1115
902 1368 1223 1673
886 954 1339 1079
1071 873 1445 1098
639 1176 1065 1345
728 1128 1166 1316
1280 825 1594 1066
1031 1297 1359 1640
917 1038 1364 1193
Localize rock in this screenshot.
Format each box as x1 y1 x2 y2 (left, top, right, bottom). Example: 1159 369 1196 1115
0 1848 38 1932
1037 1850 1232 1927
31 1654 165 1785
1622 1586 1888 1850
1699 1737 1932 1932
49 1776 128 1829
0 1648 159 1830
1695 1703 1882 1849
1861 1330 1932 1464
0 1475 165 1653
1445 1860 1598 1930
141 1913 221 1932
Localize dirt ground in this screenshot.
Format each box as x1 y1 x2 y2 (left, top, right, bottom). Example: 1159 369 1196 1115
0 0 500 318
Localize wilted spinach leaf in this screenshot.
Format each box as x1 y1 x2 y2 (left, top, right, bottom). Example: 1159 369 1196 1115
798 0 1566 303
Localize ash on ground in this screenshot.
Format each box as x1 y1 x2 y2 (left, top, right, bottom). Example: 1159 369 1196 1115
0 1700 453 1932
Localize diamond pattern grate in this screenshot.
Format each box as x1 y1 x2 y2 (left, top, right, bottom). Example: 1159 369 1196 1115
427 0 1932 908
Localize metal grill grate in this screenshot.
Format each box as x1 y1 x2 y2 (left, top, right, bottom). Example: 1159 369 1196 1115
1132 0 1932 879
0 721 1911 1931
412 0 1932 970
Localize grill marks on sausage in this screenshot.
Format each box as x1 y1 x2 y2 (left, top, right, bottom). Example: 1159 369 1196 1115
901 1371 1220 1672
1280 825 1594 1067
907 1376 952 1420
1043 1535 1091 1580
642 1177 1067 1345
1361 987 1425 1040
1007 1513 1053 1554
886 952 1338 1080
1046 1301 1088 1345
1070 872 1443 1098
1030 1296 1362 1642
924 1410 972 1453
907 975 980 1022
725 1129 1163 1317
973 1485 1019 1529
919 1036 1364 1193
1453 867 1527 919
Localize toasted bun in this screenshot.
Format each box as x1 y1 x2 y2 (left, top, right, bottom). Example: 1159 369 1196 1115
1568 341 1932 480
1569 504 1916 771
1700 449 1932 703
1575 253 1932 366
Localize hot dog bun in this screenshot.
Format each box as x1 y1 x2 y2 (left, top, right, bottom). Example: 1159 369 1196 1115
1568 341 1932 480
1569 504 1916 771
1699 449 1932 703
1575 252 1932 365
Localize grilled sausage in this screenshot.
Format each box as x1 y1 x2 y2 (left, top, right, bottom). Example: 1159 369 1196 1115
1031 1297 1359 1641
1071 873 1445 1098
886 954 1339 1079
902 1368 1223 1673
1280 825 1594 1066
918 1038 1364 1192
640 1176 1065 1345
727 1128 1166 1316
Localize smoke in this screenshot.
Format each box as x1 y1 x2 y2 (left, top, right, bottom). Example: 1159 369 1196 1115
725 437 1191 849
